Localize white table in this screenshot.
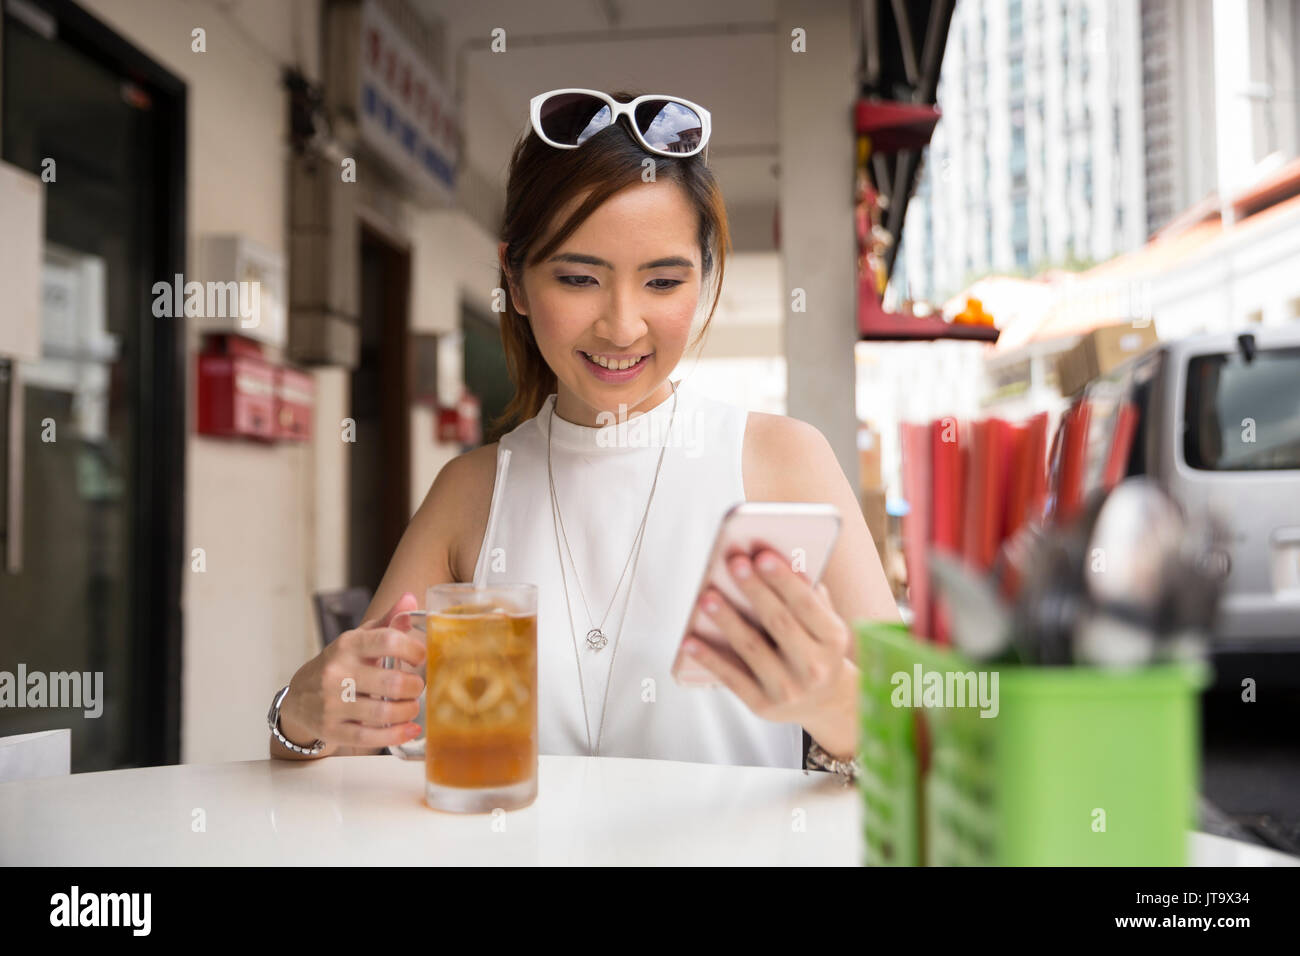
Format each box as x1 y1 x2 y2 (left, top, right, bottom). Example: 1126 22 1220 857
1 755 1295 866
0 754 857 865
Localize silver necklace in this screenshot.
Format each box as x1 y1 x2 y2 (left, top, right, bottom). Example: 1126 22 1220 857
547 381 679 756
548 381 678 651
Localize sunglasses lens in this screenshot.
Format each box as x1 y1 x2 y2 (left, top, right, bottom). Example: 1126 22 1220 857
537 93 612 146
634 99 705 154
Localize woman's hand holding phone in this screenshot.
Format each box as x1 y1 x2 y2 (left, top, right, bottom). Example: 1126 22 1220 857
681 547 853 729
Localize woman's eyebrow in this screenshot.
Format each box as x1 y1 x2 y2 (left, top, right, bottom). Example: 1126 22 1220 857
546 252 694 270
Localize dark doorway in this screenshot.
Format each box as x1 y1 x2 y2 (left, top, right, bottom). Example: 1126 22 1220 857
349 224 411 592
462 302 510 445
0 0 186 769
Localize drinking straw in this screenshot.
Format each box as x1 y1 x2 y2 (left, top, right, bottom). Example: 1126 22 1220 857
473 447 511 590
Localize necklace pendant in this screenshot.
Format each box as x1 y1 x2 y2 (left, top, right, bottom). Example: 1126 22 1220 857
585 628 608 650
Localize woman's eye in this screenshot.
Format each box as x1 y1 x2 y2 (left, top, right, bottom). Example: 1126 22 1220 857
558 275 598 287
648 278 683 291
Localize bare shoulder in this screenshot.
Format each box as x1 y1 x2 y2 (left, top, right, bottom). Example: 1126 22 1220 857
742 410 839 500
436 440 500 494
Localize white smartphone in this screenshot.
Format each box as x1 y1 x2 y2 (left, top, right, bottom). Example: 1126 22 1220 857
671 501 842 687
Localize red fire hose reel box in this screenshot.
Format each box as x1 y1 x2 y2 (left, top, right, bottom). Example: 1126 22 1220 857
457 391 481 446
197 351 276 440
197 336 314 442
435 389 481 446
436 405 459 443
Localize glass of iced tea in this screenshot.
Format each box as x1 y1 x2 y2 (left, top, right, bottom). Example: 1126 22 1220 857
387 583 538 813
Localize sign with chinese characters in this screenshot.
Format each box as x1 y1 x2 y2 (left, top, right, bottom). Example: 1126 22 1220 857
358 0 458 200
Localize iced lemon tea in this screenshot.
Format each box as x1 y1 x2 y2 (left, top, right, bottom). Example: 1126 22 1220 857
423 585 537 812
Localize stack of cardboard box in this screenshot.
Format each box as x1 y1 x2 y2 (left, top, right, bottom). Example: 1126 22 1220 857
1055 322 1159 397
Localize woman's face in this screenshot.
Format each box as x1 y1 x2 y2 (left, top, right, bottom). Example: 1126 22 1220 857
502 179 702 425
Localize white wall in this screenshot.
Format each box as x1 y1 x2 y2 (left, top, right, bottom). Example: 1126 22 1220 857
78 0 526 762
409 207 500 515
1148 201 1300 336
411 208 501 340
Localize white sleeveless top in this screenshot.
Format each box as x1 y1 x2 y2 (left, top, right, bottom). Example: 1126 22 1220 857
470 377 804 769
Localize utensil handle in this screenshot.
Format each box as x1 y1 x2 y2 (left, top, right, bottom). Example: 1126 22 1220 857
382 609 428 760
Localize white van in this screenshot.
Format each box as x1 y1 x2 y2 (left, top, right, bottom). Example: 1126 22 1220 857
1062 327 1300 649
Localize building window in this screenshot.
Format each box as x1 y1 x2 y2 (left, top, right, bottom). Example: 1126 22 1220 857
1012 198 1029 246
1010 125 1027 177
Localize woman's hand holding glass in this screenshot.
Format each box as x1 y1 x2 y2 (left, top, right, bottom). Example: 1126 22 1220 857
278 592 427 753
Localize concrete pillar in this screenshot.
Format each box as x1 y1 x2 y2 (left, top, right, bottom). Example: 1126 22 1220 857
776 0 860 485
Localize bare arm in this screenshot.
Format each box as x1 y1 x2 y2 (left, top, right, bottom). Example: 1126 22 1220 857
270 446 492 759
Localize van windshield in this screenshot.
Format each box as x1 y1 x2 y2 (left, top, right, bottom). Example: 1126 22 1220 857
1184 346 1300 470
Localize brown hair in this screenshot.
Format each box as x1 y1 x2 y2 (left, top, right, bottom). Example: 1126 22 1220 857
494 90 731 435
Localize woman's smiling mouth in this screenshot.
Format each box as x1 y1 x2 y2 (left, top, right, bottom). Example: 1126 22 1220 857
581 350 649 370
579 349 652 380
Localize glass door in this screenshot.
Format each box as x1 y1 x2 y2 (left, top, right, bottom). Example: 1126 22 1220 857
0 1 185 769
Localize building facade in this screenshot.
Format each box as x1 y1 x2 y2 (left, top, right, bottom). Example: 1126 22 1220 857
900 0 1300 305
901 0 1147 303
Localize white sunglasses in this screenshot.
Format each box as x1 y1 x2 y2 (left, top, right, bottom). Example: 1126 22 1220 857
529 88 711 163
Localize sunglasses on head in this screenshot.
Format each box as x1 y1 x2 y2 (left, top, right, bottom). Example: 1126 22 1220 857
529 88 711 163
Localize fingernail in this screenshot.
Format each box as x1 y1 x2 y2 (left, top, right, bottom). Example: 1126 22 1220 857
682 639 698 655
404 724 422 737
701 593 720 614
757 553 780 573
730 556 751 579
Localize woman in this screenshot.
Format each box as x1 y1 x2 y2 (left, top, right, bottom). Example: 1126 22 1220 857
271 89 897 772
